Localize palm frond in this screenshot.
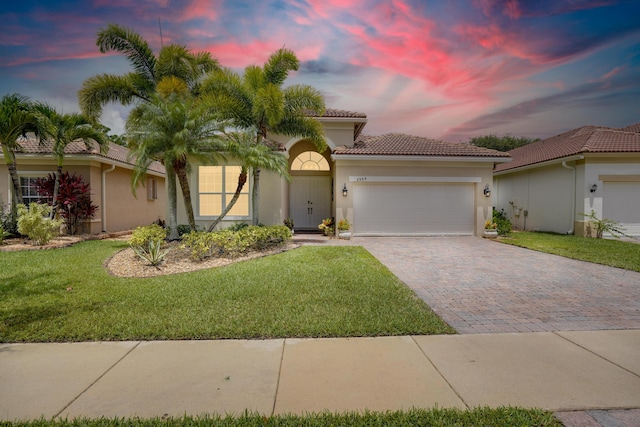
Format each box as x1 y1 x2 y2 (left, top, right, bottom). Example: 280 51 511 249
263 48 299 85
96 24 156 84
78 73 141 120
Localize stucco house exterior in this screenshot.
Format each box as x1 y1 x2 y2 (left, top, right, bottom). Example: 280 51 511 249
178 109 511 237
493 124 640 237
0 138 166 234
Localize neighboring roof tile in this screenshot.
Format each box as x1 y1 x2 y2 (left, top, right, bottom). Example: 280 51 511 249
309 108 368 119
334 133 510 157
14 137 165 174
494 125 640 173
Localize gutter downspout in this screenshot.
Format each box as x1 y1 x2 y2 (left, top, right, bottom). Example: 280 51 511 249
101 164 116 232
562 161 575 235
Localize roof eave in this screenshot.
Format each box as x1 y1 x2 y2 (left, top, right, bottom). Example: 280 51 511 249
332 154 512 162
493 154 584 176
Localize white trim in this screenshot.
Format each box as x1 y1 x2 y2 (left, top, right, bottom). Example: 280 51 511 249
349 176 481 183
494 155 584 176
333 154 511 163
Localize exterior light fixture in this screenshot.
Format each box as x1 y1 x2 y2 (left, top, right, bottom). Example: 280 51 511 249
483 184 491 198
342 183 348 197
590 184 597 193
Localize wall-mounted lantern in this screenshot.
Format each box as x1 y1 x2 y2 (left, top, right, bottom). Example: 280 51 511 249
483 184 491 198
590 184 598 193
342 183 348 197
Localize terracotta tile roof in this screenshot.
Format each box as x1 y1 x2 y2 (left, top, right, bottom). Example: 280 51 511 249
333 133 511 158
14 137 165 175
311 108 367 119
494 124 640 173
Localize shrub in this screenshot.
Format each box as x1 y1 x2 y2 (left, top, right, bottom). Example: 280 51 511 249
0 201 17 239
582 210 630 239
493 208 512 235
16 203 64 245
129 224 167 248
34 172 98 235
181 225 292 260
227 221 249 232
132 240 170 266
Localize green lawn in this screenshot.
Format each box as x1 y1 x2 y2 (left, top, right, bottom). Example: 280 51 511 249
1 407 562 427
500 231 640 272
0 240 454 342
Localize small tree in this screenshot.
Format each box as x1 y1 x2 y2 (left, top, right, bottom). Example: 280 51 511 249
35 172 98 235
582 210 631 239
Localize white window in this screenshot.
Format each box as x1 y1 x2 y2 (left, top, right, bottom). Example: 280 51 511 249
19 176 48 205
198 166 249 217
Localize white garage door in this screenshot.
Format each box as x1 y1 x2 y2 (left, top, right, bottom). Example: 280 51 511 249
603 182 640 237
353 183 474 236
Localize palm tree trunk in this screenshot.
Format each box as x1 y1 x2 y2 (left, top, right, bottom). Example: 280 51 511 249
166 165 179 241
3 146 23 205
251 168 260 226
50 166 62 219
208 168 247 232
175 163 197 232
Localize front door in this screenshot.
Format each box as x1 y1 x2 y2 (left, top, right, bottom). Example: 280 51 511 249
290 176 331 230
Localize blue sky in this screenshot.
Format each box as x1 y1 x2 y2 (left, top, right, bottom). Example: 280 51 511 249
1 0 638 141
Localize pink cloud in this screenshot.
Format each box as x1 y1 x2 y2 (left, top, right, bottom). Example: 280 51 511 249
178 0 221 22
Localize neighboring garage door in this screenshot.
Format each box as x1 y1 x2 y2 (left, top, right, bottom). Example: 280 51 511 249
603 181 640 237
353 183 474 236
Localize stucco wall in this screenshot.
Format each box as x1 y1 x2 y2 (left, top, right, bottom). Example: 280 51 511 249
494 163 575 234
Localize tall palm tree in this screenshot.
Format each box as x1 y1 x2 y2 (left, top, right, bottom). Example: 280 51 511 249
0 94 49 206
78 24 218 121
200 48 326 224
206 129 289 231
79 24 219 237
126 85 225 239
36 105 109 218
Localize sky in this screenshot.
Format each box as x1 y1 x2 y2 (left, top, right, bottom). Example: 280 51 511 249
1 0 639 142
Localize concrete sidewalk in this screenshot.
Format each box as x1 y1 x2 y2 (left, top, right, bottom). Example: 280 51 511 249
1 330 639 422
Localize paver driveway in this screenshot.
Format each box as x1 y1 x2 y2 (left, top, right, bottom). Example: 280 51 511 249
356 237 640 334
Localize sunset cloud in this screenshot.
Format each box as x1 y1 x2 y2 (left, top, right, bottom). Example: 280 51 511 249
0 0 638 141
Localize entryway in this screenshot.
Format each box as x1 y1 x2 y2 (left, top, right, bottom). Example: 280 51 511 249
289 176 331 230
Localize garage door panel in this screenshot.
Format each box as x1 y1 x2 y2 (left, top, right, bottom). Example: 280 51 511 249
354 183 474 236
603 182 640 237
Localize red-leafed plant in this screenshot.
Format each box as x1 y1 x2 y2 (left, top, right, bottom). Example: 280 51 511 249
35 172 97 235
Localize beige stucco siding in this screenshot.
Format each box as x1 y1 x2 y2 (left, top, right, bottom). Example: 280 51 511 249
495 163 575 234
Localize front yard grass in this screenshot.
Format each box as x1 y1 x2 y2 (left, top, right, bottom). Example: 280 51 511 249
500 231 640 272
0 240 454 342
1 407 562 427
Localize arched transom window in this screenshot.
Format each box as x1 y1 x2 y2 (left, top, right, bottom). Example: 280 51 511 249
291 151 330 171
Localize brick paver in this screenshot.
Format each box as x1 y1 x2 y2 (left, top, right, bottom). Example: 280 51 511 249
354 237 640 334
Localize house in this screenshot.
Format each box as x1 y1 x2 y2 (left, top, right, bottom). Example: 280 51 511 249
493 124 640 237
179 109 511 237
0 138 166 234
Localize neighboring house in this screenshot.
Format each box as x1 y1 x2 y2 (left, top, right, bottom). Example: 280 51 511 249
179 109 511 237
493 124 640 237
0 138 166 234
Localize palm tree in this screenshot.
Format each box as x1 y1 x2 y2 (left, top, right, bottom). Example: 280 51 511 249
0 94 49 206
36 105 109 218
206 129 289 231
200 48 326 224
126 85 225 239
78 24 218 121
79 23 219 238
